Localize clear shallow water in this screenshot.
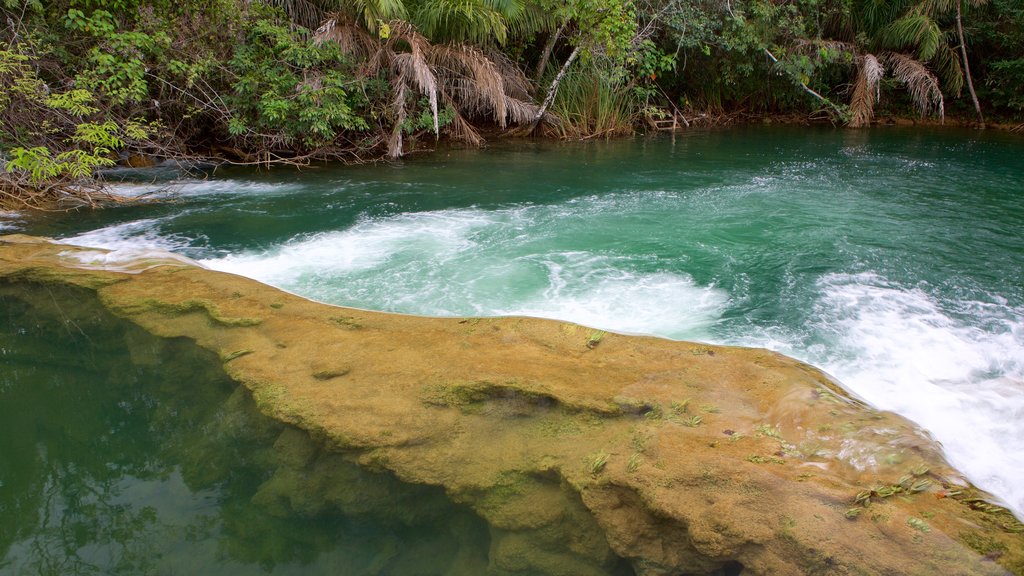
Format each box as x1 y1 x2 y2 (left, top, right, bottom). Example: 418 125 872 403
11 126 1024 520
0 286 492 574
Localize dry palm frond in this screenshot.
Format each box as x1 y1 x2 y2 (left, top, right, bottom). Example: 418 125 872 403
431 44 507 126
393 53 439 135
316 16 540 157
314 14 378 60
485 48 532 98
268 0 325 30
389 23 440 135
848 54 884 128
883 52 944 121
503 95 545 125
388 78 409 159
440 93 485 146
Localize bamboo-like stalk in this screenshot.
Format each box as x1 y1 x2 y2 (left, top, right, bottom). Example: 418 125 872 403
955 1 984 127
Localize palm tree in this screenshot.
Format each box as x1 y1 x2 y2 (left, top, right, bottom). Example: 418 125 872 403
842 0 968 126
315 16 545 157
847 51 947 127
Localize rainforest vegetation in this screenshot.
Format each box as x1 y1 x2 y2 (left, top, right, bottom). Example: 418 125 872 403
1 0 1023 208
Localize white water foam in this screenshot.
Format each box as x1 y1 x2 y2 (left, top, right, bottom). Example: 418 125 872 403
489 255 728 338
203 205 730 337
167 179 304 198
207 209 495 285
0 212 22 232
61 218 203 267
735 272 1024 517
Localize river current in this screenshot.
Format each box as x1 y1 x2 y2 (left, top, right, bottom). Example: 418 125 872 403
7 126 1024 522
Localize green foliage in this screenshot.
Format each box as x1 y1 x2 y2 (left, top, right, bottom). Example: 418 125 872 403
5 146 114 184
1 0 1021 188
973 0 1024 114
227 11 369 150
1 46 153 188
45 89 101 116
62 8 173 104
401 100 455 134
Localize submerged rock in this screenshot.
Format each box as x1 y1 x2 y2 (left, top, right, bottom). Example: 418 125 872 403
1 234 1022 576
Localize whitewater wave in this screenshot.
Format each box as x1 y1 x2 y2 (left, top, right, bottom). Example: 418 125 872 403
732 272 1024 517
202 206 730 337
65 218 196 255
0 213 23 232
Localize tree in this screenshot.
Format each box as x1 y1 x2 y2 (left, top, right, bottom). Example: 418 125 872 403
926 0 988 126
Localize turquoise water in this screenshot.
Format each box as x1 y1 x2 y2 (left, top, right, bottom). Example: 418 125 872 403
0 286 493 575
6 126 1024 522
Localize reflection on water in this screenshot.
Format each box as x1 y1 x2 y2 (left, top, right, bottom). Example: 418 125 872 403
0 284 491 575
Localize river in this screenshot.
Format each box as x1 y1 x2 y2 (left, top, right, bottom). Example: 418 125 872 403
3 125 1023 569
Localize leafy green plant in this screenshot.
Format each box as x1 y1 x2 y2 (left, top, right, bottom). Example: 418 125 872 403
589 452 609 474
227 10 369 151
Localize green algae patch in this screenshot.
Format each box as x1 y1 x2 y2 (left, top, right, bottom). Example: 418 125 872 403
423 380 558 411
117 297 263 327
1 235 1022 576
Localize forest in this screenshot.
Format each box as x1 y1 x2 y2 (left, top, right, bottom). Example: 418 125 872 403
1 0 1022 208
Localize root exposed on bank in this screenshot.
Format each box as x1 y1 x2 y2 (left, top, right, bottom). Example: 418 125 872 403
0 172 140 211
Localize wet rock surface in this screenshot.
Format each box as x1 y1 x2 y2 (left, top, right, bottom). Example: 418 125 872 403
2 234 1022 575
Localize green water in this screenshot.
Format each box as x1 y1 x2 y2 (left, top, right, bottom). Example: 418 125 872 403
3 125 1024 539
0 285 493 575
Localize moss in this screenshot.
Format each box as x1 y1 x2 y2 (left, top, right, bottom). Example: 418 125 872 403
119 297 262 327
5 238 1021 576
747 454 784 465
535 416 583 437
221 348 254 362
1 266 125 290
422 380 558 411
329 315 363 329
959 532 1008 556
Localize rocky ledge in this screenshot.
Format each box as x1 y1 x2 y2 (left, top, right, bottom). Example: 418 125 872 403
1 234 1021 575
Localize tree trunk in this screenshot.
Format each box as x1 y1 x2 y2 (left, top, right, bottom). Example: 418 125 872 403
956 1 985 128
527 45 580 134
533 24 565 82
762 48 845 118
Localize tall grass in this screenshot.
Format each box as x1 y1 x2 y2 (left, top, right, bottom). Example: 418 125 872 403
548 68 638 139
